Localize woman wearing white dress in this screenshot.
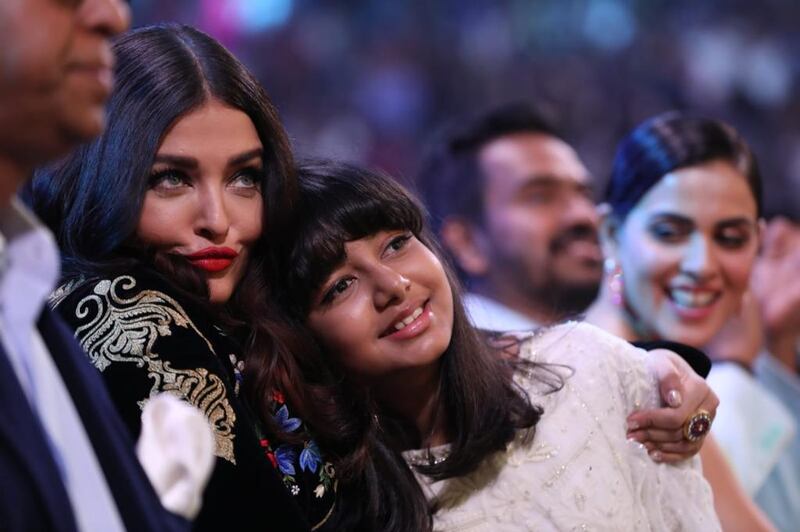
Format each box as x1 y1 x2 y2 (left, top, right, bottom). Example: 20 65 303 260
586 112 775 531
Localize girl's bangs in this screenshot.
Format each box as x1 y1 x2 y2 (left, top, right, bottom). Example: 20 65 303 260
284 165 425 314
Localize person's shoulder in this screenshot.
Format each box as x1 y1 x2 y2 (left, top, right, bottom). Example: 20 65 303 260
517 320 644 367
516 321 657 413
51 267 190 310
49 275 93 310
51 267 206 329
50 268 219 370
464 292 540 331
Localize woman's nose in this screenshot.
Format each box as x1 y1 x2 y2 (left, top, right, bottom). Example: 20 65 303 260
681 234 717 279
194 187 231 241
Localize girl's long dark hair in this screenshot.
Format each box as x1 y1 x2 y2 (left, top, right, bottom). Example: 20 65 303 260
28 24 335 458
271 161 547 530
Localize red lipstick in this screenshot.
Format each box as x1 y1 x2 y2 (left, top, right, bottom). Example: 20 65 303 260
185 247 238 273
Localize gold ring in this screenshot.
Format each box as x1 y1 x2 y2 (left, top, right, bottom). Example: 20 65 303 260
683 410 712 442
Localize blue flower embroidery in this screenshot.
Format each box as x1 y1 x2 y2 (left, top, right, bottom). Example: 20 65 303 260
274 404 302 433
275 445 298 476
299 440 322 473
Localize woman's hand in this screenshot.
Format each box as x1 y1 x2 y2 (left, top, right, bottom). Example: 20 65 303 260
627 349 719 463
753 218 800 370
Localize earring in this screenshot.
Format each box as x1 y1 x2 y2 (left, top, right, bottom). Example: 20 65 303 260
605 258 624 307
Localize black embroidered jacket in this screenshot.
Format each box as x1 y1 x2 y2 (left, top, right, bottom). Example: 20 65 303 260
51 267 336 531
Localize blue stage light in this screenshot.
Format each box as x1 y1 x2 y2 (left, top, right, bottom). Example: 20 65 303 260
234 0 294 32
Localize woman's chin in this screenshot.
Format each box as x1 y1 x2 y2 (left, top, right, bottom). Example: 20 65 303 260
207 283 234 305
657 320 719 349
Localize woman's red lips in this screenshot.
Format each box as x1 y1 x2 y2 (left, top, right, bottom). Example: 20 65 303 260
185 247 238 273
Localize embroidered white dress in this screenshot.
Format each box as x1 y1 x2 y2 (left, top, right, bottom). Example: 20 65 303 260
404 322 720 531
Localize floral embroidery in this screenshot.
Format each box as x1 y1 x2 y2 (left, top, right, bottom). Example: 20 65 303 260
228 353 245 396
275 404 303 433
300 440 322 473
276 444 298 476
260 438 278 468
256 390 337 502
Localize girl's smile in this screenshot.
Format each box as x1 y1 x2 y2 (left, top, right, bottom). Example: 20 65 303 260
308 230 454 381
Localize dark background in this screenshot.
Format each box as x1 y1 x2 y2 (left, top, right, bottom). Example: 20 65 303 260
131 0 800 218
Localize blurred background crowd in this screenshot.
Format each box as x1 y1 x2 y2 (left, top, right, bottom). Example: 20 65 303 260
131 0 799 218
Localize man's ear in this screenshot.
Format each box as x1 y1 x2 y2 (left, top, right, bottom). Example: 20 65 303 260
597 203 619 262
439 217 490 277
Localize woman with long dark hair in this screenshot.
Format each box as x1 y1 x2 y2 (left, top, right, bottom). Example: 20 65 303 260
267 161 721 530
586 112 776 531
32 24 336 531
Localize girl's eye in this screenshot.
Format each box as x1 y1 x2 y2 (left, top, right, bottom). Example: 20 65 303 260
321 277 355 304
148 169 190 192
229 168 263 192
384 233 412 255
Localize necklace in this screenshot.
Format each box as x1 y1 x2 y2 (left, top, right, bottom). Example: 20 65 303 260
405 445 450 467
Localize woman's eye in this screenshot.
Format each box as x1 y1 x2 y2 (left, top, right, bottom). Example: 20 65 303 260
385 233 412 255
322 277 354 304
716 229 749 249
148 169 189 191
229 168 263 192
648 222 687 243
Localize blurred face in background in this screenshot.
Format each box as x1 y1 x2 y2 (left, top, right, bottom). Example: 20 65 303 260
476 132 603 318
0 0 130 168
137 100 264 304
612 159 760 347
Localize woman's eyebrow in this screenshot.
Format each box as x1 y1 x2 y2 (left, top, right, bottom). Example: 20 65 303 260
649 212 756 229
648 212 693 225
153 153 198 169
716 217 756 229
228 148 263 166
151 148 263 169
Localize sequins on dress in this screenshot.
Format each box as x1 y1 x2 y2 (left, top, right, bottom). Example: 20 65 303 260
403 321 721 531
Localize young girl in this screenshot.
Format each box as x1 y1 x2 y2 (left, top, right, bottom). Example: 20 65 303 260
270 161 721 530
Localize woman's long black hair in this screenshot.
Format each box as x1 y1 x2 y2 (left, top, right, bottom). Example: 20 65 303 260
270 161 549 530
28 23 343 474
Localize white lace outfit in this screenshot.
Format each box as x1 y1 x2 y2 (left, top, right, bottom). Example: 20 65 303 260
403 322 720 531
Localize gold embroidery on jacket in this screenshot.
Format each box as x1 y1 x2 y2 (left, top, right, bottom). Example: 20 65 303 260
72 276 213 370
66 275 237 464
140 360 237 464
49 277 87 309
